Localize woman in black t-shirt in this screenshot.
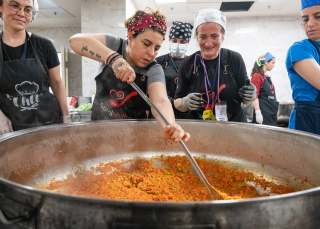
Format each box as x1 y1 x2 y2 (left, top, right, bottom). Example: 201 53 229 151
0 0 69 135
174 9 256 122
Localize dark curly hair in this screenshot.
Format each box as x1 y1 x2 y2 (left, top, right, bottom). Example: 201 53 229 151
124 7 167 39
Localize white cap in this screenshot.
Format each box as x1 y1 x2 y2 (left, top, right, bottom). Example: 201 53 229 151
194 9 226 37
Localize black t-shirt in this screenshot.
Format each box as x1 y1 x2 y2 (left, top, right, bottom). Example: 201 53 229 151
2 33 60 73
175 49 247 99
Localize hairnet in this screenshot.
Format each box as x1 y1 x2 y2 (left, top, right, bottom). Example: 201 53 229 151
194 9 226 37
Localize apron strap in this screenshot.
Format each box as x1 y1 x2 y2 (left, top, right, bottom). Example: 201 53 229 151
28 33 48 79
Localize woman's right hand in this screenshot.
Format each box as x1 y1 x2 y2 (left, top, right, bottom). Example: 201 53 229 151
0 110 13 135
111 57 136 84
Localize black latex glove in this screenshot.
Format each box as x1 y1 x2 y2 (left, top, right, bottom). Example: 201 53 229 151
238 78 256 102
181 93 204 111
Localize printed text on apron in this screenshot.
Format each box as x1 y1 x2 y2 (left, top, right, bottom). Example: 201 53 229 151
0 31 62 131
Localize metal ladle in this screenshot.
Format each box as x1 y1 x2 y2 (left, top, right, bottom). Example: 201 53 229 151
130 82 224 200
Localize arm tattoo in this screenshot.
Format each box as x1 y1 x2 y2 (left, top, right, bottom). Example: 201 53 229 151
82 46 88 52
89 50 95 56
96 53 101 59
112 61 128 73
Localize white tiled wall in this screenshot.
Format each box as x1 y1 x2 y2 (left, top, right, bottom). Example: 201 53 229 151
158 16 307 102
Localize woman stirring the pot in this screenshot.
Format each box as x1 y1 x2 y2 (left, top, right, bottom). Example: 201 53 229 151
286 1 320 134
0 0 69 135
174 9 256 121
251 53 278 126
156 21 193 119
69 8 190 142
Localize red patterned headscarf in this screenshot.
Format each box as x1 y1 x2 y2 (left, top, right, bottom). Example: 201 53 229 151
127 14 167 40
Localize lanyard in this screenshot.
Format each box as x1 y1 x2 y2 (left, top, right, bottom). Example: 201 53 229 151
169 53 184 73
1 31 28 61
193 50 221 110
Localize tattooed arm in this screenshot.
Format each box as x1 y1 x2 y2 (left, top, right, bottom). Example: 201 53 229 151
69 33 112 63
69 33 135 83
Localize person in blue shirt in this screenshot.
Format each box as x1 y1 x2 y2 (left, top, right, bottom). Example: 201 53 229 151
285 1 320 134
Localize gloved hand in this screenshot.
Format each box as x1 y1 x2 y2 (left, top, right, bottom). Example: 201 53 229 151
181 93 203 111
63 115 71 123
0 110 13 135
255 110 263 124
238 79 256 102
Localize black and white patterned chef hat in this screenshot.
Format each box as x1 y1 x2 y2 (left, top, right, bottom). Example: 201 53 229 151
169 21 194 42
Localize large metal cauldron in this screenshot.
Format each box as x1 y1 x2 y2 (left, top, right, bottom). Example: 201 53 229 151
1 120 320 229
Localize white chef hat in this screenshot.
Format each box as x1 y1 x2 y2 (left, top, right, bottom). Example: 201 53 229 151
32 0 39 22
193 9 227 37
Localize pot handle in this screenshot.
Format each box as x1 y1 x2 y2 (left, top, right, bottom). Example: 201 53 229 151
0 208 29 225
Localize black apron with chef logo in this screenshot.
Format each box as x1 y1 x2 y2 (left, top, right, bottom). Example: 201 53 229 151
157 53 188 119
188 49 246 122
0 31 62 131
92 39 152 120
292 39 320 134
253 76 279 126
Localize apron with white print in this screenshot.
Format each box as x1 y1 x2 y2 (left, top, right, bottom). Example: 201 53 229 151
0 31 62 131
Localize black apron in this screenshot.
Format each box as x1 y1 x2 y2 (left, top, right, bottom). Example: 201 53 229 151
159 54 188 119
292 39 320 134
188 49 247 122
0 31 62 131
92 39 153 120
253 76 279 126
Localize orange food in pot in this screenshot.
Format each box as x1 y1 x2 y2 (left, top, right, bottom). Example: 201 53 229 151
42 156 296 202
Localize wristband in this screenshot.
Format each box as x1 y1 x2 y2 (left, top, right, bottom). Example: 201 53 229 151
107 52 118 65
109 54 123 67
104 51 116 65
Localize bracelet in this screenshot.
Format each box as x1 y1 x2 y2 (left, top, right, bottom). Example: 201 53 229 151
104 51 116 65
107 52 118 65
107 53 119 65
109 54 123 67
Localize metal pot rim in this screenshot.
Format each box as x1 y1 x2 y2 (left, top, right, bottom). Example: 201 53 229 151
1 120 320 206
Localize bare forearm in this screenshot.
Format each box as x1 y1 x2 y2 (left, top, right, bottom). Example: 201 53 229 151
151 99 175 129
293 59 320 90
253 99 260 111
69 34 112 63
174 98 188 112
51 81 69 116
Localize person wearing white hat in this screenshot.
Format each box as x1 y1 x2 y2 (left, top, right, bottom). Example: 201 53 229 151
174 9 256 122
0 0 69 135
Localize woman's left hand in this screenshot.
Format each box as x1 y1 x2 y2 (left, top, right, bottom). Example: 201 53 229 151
163 123 190 142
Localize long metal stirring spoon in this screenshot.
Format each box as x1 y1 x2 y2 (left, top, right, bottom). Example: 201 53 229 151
130 82 224 200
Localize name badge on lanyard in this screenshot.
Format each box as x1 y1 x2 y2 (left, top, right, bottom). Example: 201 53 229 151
215 101 228 121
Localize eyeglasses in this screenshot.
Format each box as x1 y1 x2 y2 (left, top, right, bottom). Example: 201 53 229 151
8 1 33 17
